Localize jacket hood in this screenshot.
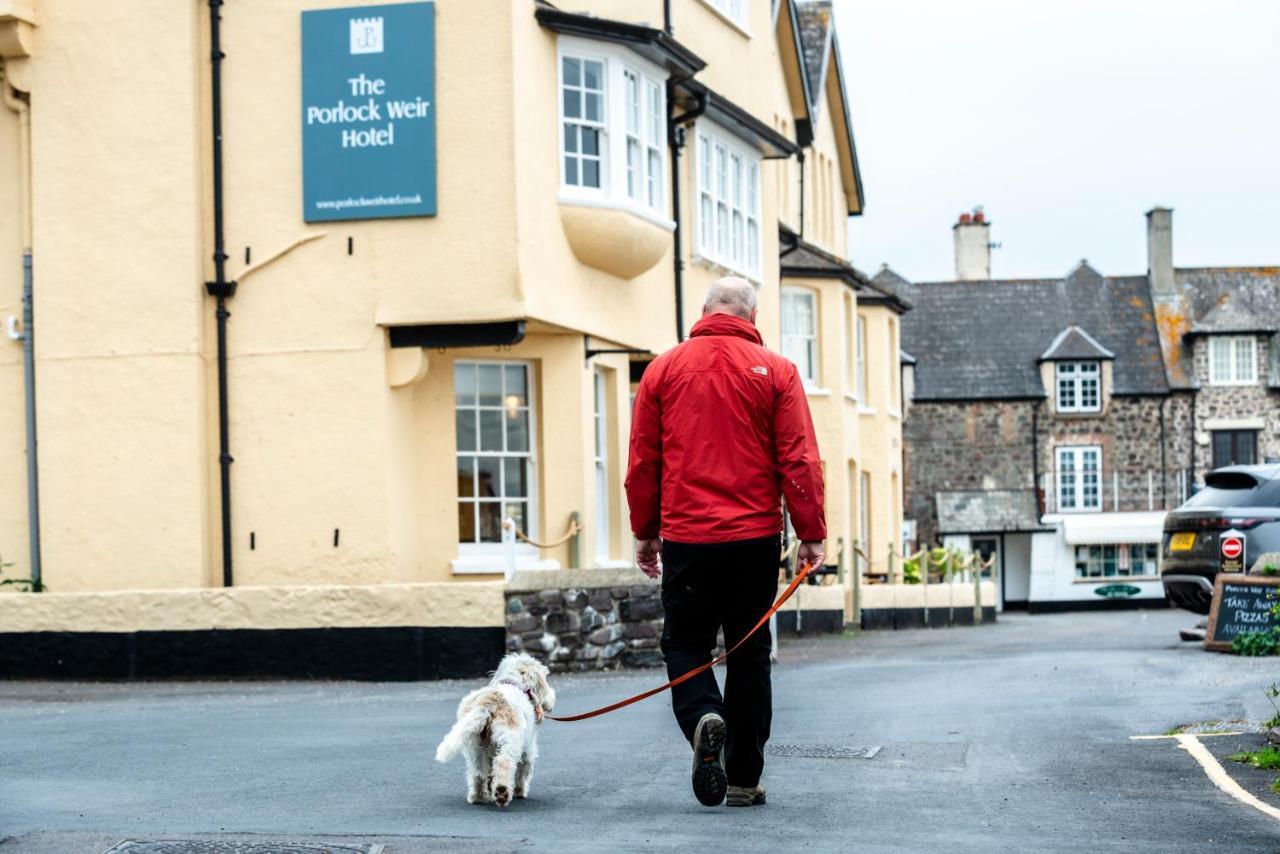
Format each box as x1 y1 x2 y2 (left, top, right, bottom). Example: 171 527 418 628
689 312 764 346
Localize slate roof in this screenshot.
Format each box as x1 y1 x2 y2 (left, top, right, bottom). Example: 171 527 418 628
936 490 1044 534
887 262 1170 400
782 234 910 312
795 1 832 109
1040 326 1115 361
1161 267 1280 387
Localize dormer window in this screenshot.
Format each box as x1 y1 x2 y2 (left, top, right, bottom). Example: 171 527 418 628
1208 336 1257 385
1056 361 1101 413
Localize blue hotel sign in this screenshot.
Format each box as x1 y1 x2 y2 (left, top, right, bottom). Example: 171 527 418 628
301 2 436 222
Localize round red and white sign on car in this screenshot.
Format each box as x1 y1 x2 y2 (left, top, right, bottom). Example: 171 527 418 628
1221 536 1243 560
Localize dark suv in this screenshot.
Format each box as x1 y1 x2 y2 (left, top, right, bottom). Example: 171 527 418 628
1161 464 1280 614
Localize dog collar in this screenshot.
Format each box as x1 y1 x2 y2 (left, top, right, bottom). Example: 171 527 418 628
499 678 543 721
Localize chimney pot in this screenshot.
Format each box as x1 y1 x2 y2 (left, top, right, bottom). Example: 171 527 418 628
959 212 972 224
973 211 985 224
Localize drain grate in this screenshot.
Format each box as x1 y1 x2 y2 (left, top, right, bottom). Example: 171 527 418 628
104 843 384 854
766 743 881 760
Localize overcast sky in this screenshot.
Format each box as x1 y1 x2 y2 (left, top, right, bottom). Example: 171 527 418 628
833 0 1280 283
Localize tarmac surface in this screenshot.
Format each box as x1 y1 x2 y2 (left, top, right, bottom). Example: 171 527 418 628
2 609 1278 853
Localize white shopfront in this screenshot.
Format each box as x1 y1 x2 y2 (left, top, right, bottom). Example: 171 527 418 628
1028 511 1168 610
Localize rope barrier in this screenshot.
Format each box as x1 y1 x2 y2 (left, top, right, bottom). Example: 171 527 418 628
501 517 583 549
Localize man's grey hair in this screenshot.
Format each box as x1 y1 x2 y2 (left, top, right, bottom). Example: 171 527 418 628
703 276 758 319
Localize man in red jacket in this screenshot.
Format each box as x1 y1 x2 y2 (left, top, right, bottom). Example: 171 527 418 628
625 276 826 808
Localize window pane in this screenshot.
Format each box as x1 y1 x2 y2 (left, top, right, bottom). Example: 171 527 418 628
457 456 475 498
732 211 743 263
647 149 661 207
454 363 476 405
647 81 661 144
478 365 502 406
563 88 580 120
715 146 727 196
504 502 527 536
476 456 501 498
480 410 503 451
504 457 527 498
563 123 578 153
625 71 639 134
747 220 759 269
504 365 527 406
731 155 742 206
458 501 475 543
455 409 476 452
585 92 602 122
716 203 728 254
583 158 600 188
506 409 530 452
581 128 599 156
1210 337 1230 383
583 60 602 91
1236 338 1255 382
564 156 578 186
748 163 759 214
563 57 581 87
626 139 640 199
478 502 502 543
700 195 712 249
699 137 710 190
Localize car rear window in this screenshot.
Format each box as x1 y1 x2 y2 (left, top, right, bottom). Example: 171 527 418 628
1184 477 1280 508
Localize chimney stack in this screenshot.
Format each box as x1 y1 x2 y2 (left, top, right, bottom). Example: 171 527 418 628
1146 207 1174 298
953 207 991 280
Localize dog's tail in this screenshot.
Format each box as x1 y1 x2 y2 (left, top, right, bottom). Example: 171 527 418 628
434 703 490 763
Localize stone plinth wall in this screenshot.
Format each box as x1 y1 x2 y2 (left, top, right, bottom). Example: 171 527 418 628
505 568 664 673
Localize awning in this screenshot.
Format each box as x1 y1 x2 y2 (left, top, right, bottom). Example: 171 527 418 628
1048 511 1167 545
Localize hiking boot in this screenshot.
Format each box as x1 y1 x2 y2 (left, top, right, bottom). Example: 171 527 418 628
691 713 727 806
726 784 766 806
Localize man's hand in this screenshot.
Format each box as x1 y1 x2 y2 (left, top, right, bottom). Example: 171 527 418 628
797 541 825 576
635 537 662 579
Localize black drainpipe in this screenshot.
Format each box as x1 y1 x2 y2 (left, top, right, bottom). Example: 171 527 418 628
668 86 706 343
797 149 805 237
1031 400 1041 517
206 0 236 587
1188 391 1197 496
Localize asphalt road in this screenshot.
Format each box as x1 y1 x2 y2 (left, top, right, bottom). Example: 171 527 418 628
2 610 1278 853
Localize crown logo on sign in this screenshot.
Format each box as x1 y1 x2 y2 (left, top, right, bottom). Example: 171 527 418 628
349 16 384 55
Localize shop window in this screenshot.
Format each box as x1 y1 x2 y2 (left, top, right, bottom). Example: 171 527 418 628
1208 335 1257 385
1074 543 1158 579
1212 429 1257 469
455 362 535 547
780 287 818 387
1056 446 1101 512
696 122 762 278
559 40 666 217
1055 361 1101 413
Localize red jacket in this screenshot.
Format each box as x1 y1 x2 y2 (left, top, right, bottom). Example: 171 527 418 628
625 312 826 544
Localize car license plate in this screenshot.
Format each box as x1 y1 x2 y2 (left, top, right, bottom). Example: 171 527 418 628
1170 532 1196 551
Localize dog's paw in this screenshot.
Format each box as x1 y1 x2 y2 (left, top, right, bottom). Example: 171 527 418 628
493 784 512 807
514 786 526 799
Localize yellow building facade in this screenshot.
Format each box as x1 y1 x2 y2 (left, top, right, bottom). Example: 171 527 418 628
0 0 904 676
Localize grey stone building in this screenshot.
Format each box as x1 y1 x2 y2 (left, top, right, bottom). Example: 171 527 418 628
885 207 1278 611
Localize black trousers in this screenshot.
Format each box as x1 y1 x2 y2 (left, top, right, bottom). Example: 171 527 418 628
660 534 779 788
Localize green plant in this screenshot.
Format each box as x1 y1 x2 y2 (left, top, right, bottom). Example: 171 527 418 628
1232 629 1280 656
1261 563 1279 577
1264 683 1280 732
902 555 921 585
1226 746 1280 770
0 555 41 593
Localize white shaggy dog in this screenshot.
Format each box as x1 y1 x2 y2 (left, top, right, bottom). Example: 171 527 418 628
435 652 556 806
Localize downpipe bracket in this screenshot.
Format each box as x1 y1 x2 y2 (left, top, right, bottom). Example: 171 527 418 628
205 280 238 298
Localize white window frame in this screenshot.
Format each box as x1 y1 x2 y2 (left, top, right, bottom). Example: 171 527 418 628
695 122 762 279
1056 445 1102 513
558 38 669 224
454 360 539 557
1208 335 1257 386
1074 543 1159 580
593 368 610 563
781 287 818 387
700 0 749 32
1055 361 1101 413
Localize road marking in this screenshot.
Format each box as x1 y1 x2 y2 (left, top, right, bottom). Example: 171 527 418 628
1133 732 1280 822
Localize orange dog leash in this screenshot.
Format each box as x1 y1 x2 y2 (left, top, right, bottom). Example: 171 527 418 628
543 562 815 722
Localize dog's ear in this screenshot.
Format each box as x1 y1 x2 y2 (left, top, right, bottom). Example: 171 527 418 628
531 666 555 713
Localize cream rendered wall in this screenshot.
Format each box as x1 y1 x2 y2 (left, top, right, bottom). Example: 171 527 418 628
0 87 27 579
802 73 847 259
857 306 905 574
32 2 210 591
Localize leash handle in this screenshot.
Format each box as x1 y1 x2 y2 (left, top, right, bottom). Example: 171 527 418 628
544 561 815 723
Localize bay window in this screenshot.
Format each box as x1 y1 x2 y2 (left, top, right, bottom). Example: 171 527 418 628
696 123 762 278
559 39 667 219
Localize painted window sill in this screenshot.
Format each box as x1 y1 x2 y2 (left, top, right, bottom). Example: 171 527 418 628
695 0 753 38
804 386 832 398
857 405 877 416
690 253 763 287
451 553 561 576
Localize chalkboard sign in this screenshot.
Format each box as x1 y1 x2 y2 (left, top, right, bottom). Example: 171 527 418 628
1205 574 1280 652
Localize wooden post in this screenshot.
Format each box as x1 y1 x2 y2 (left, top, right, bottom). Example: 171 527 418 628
569 511 581 569
887 541 896 586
